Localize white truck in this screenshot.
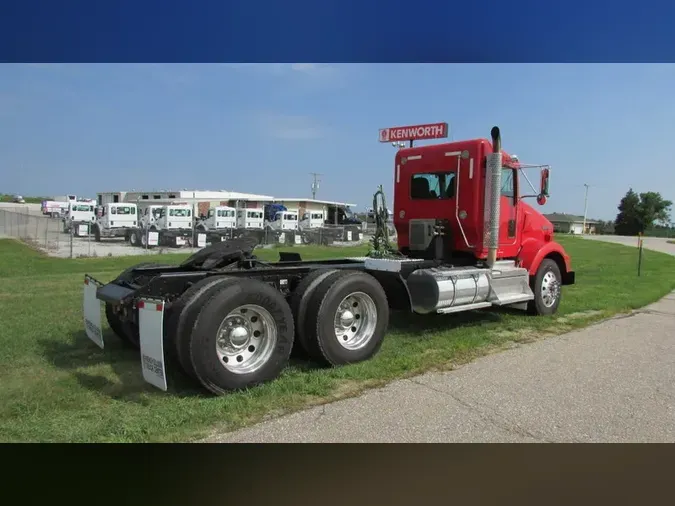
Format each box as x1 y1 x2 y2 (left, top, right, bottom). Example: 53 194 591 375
62 200 96 236
196 206 237 231
129 204 201 248
91 203 139 242
42 194 77 218
195 206 237 243
299 210 325 230
236 209 264 230
265 209 299 231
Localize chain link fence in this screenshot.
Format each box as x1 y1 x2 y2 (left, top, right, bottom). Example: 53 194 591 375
0 208 387 258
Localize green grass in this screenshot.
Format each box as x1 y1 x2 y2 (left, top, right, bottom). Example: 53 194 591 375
0 194 46 204
0 236 674 442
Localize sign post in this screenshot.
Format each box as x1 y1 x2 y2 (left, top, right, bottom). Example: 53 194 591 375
378 122 449 148
637 233 644 277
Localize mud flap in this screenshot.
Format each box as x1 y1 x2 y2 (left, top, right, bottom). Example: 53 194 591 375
83 275 104 349
137 298 168 391
148 231 159 246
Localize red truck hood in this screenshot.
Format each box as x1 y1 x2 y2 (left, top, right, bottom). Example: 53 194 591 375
520 201 554 241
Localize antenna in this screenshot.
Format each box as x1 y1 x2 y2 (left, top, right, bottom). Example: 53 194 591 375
310 172 322 199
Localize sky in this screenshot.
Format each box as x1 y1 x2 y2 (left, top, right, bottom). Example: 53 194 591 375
1 63 674 222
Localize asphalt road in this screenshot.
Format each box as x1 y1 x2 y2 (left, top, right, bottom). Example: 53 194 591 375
206 235 675 443
582 234 675 255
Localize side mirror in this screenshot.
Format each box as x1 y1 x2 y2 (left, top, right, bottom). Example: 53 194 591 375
537 167 550 206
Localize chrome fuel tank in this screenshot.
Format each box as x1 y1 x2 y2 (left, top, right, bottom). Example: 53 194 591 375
406 266 491 314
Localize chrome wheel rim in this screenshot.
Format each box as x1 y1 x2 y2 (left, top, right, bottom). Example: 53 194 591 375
215 304 277 375
541 270 560 307
333 291 377 351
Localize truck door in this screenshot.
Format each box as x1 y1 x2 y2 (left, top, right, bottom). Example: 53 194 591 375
498 166 519 251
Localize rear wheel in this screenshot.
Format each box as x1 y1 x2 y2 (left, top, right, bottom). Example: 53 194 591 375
302 270 389 366
129 230 140 246
164 276 239 379
188 278 295 394
527 258 562 316
289 269 338 358
93 225 101 242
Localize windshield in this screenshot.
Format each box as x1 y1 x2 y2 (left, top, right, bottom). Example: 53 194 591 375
343 206 355 218
217 209 235 217
311 213 323 220
285 213 298 221
247 211 263 219
169 208 191 217
71 205 93 212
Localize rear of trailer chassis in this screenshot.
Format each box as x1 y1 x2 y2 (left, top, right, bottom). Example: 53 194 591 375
82 239 572 395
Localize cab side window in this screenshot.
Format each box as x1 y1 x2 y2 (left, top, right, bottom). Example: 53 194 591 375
501 168 515 199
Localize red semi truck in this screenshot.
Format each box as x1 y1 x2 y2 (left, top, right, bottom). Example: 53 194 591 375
82 125 574 395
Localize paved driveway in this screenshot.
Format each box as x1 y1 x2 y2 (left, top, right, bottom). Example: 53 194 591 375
582 234 675 256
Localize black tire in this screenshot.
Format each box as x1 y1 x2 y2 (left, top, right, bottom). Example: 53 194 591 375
288 269 339 358
129 230 140 246
188 278 295 394
163 276 239 380
93 225 101 242
527 258 562 316
302 270 389 366
105 302 140 348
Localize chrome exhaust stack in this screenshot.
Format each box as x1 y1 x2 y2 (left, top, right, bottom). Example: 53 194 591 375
485 126 503 268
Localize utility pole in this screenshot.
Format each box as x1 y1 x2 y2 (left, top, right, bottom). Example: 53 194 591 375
582 183 590 235
310 172 322 200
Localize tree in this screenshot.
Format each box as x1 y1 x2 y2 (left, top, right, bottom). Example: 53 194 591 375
595 220 615 235
614 188 673 236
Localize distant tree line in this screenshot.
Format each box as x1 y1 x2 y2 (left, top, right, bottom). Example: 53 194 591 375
613 189 673 237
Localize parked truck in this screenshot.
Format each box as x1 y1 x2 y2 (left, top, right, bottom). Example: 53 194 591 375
128 204 199 248
236 208 264 230
299 210 325 230
195 206 237 243
264 205 299 232
62 200 97 236
42 194 77 218
82 125 575 396
91 202 139 242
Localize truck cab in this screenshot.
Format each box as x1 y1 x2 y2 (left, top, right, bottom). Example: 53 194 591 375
392 137 572 283
237 209 264 229
202 206 236 230
325 205 361 226
299 210 325 229
267 210 299 231
63 201 96 234
92 202 138 241
140 205 165 229
159 205 192 230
